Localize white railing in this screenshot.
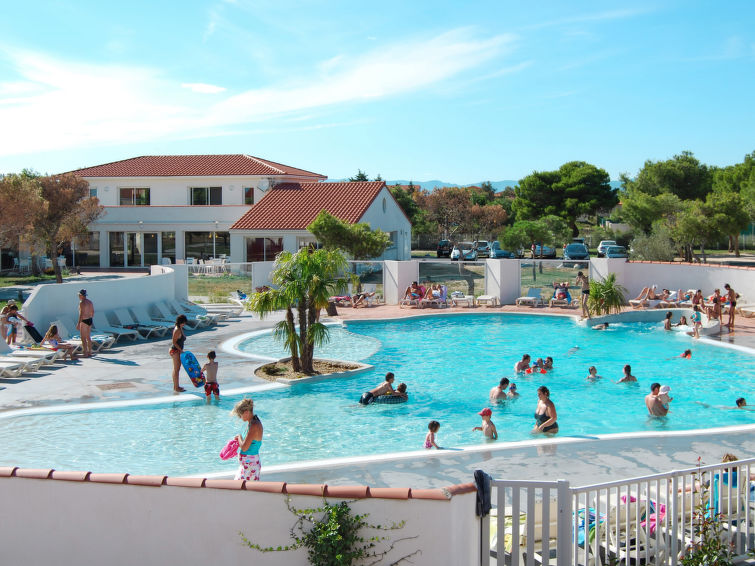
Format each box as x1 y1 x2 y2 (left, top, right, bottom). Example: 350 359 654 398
483 458 755 565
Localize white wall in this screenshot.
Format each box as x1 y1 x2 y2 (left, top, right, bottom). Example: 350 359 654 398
384 260 419 304
0 476 479 566
21 268 176 332
592 259 755 301
485 259 521 304
360 187 412 261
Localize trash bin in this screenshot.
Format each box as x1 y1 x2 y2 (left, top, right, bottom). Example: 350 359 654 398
326 301 338 316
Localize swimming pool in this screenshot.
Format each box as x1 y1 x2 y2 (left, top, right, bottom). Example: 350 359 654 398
1 314 753 477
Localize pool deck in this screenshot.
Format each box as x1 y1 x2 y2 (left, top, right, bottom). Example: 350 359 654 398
1 300 754 488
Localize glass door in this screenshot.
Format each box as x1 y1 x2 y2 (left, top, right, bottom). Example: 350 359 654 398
143 233 158 266
125 232 142 267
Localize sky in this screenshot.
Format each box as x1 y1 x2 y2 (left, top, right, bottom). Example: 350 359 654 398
1 1 754 183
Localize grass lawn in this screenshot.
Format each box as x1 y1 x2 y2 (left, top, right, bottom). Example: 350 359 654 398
187 273 252 302
0 272 73 287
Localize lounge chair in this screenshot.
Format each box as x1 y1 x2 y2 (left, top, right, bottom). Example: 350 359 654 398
52 317 115 352
162 300 217 327
737 302 755 318
176 298 229 321
548 289 575 308
92 312 142 342
516 288 542 307
127 306 176 332
111 308 168 339
420 285 449 309
0 355 44 372
0 360 25 377
0 339 63 364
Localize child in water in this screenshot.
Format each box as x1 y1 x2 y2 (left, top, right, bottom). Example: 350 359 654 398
473 408 498 439
680 349 692 359
658 385 673 410
425 420 441 449
586 366 602 381
202 350 220 401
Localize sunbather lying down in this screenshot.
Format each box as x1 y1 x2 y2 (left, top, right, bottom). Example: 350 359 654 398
352 291 375 307
630 286 670 308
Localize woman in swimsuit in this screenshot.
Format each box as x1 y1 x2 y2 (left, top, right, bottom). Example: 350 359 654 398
170 314 188 392
232 398 263 481
533 385 558 434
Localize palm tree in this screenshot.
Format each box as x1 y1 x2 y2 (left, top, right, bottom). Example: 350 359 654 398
587 272 627 316
248 248 348 374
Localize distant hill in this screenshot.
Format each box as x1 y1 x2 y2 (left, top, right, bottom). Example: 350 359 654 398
330 179 623 192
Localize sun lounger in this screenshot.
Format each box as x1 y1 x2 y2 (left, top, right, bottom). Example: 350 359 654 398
477 295 499 307
111 308 168 339
152 301 206 329
0 360 25 377
177 298 229 321
516 288 542 307
92 312 142 342
420 285 449 309
127 306 176 332
163 300 217 326
0 340 63 364
0 355 44 372
52 318 114 352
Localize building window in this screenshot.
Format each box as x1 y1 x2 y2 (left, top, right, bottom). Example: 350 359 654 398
387 231 397 250
190 187 222 205
73 232 100 266
185 231 230 260
89 188 98 199
246 237 283 262
161 232 176 264
119 188 150 205
382 197 387 213
244 187 254 205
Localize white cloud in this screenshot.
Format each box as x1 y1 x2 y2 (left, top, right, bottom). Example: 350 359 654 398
181 83 227 94
0 29 514 156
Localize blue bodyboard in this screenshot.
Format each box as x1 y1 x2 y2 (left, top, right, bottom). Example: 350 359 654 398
180 351 205 387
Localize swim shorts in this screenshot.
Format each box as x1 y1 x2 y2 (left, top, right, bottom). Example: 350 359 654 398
204 382 220 395
359 392 374 405
81 318 93 326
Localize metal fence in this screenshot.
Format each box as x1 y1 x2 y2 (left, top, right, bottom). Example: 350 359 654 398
482 458 755 565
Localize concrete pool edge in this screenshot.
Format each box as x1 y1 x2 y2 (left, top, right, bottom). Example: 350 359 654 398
196 421 755 480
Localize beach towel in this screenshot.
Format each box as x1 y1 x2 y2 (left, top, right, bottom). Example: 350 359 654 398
220 437 239 460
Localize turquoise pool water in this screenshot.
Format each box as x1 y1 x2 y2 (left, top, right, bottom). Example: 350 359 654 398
1 314 753 477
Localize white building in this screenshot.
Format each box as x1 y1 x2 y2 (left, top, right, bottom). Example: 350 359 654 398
65 155 409 267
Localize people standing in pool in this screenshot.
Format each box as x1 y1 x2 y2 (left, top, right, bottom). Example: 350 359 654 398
586 366 602 381
425 420 441 449
169 314 188 393
615 364 637 383
723 284 737 330
232 398 263 481
514 354 531 373
489 377 510 401
359 372 395 404
645 383 668 417
77 289 94 357
507 383 520 399
576 271 590 319
473 407 498 439
690 305 702 339
202 350 220 401
533 386 558 434
663 311 673 331
542 357 554 370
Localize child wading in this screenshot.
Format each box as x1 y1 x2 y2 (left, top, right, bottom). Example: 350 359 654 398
202 350 220 401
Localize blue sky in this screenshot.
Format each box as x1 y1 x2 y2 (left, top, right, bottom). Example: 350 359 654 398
1 1 754 183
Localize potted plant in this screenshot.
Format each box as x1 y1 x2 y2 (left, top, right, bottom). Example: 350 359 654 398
587 272 627 316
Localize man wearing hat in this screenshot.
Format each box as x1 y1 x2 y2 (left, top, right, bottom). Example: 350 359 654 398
77 289 95 357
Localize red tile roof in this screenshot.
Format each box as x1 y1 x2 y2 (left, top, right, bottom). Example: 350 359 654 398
67 154 326 179
231 181 389 230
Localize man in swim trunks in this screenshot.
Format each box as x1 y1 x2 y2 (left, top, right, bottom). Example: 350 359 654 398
77 289 94 358
489 377 510 401
723 283 737 330
645 383 668 417
576 271 590 319
359 372 395 404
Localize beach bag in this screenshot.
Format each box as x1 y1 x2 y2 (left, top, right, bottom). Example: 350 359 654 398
220 438 239 460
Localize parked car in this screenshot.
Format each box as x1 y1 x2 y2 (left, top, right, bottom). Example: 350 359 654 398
450 242 477 261
597 240 617 257
437 239 452 258
605 245 628 258
531 244 557 258
490 241 516 259
564 243 590 260
474 240 491 258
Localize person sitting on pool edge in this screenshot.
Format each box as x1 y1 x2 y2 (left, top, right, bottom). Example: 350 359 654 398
359 372 395 405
